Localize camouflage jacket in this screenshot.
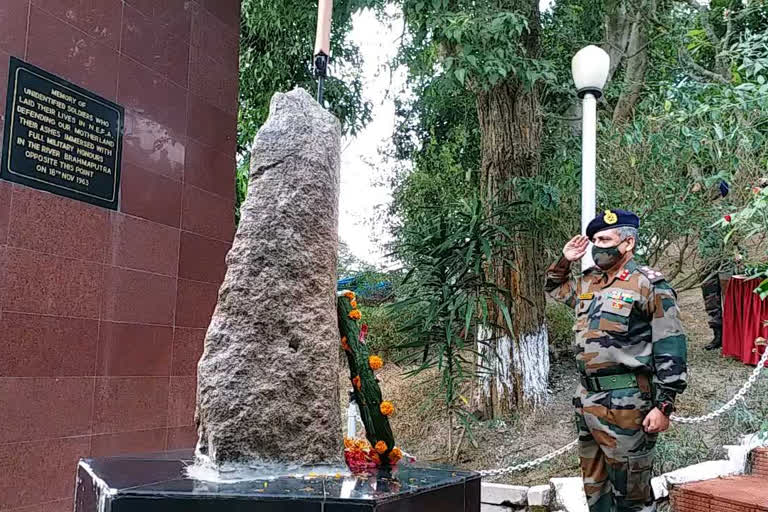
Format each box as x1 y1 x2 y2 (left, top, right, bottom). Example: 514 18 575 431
545 257 688 405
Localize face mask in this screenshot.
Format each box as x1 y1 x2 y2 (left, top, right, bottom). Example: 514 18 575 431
592 241 626 270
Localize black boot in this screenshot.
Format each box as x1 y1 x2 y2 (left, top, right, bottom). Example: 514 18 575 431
705 329 722 351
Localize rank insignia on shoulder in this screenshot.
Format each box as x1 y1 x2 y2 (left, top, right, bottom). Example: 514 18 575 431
639 266 666 284
579 292 594 300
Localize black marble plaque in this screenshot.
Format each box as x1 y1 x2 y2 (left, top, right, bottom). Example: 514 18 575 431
74 451 481 512
1 57 124 210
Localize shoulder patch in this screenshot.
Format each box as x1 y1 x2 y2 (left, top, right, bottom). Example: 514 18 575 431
638 265 666 284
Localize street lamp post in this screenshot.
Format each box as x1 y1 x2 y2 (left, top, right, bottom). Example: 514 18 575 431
314 0 333 104
571 45 610 272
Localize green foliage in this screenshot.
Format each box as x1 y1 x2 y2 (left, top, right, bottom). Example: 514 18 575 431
745 262 768 300
654 424 712 475
359 304 412 360
401 0 553 91
235 155 250 225
539 24 768 283
702 29 768 294
389 195 526 442
238 0 376 154
545 301 575 360
539 0 604 112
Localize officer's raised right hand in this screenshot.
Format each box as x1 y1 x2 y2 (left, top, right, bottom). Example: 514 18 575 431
563 235 589 262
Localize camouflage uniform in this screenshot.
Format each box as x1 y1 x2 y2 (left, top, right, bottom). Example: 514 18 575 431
698 229 726 344
696 180 739 349
546 257 688 512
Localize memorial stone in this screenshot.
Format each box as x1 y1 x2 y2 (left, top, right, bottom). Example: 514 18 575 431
195 88 343 464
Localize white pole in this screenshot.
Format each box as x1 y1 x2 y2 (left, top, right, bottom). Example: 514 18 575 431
346 400 357 438
581 92 597 272
314 0 333 56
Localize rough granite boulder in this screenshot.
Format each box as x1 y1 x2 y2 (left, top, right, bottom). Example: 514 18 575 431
195 88 342 465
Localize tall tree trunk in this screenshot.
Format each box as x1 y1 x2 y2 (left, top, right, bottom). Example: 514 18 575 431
603 0 633 83
474 0 549 415
612 12 649 124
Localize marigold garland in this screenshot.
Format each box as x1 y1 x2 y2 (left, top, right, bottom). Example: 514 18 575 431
374 441 388 454
388 447 403 464
338 293 396 472
368 355 383 371
343 437 379 472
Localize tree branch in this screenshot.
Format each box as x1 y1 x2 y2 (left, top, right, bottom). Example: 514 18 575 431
623 27 668 60
722 2 736 50
667 236 692 282
679 48 730 84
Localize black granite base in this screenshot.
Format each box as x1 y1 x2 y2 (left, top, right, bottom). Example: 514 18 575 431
74 450 480 512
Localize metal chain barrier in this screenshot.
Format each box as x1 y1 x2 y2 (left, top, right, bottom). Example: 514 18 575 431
477 348 768 477
479 439 579 477
671 347 768 424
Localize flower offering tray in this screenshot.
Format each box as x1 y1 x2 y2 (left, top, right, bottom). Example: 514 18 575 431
74 450 480 512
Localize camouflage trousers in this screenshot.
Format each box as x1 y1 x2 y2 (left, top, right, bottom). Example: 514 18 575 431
699 269 723 332
574 383 657 512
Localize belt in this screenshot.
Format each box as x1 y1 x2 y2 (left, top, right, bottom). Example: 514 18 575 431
580 373 638 392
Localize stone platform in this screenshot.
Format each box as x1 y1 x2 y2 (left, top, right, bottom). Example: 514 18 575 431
671 476 768 511
74 450 480 512
670 446 768 512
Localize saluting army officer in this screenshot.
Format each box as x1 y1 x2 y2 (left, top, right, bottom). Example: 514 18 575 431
545 209 688 512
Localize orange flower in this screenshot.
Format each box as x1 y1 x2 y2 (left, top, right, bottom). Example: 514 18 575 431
388 447 403 464
380 401 394 416
369 355 383 371
370 452 381 465
352 376 361 391
349 309 362 320
341 336 350 351
350 299 358 309
374 441 388 454
343 291 356 300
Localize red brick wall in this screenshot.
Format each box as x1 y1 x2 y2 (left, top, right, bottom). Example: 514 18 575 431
671 470 768 512
751 447 768 478
0 0 239 510
670 487 711 511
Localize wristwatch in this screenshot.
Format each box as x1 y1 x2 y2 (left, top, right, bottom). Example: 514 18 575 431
656 401 675 417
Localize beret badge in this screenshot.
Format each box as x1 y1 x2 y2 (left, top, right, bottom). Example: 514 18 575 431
603 210 618 225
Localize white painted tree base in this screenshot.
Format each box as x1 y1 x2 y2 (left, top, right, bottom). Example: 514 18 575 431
477 325 550 409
